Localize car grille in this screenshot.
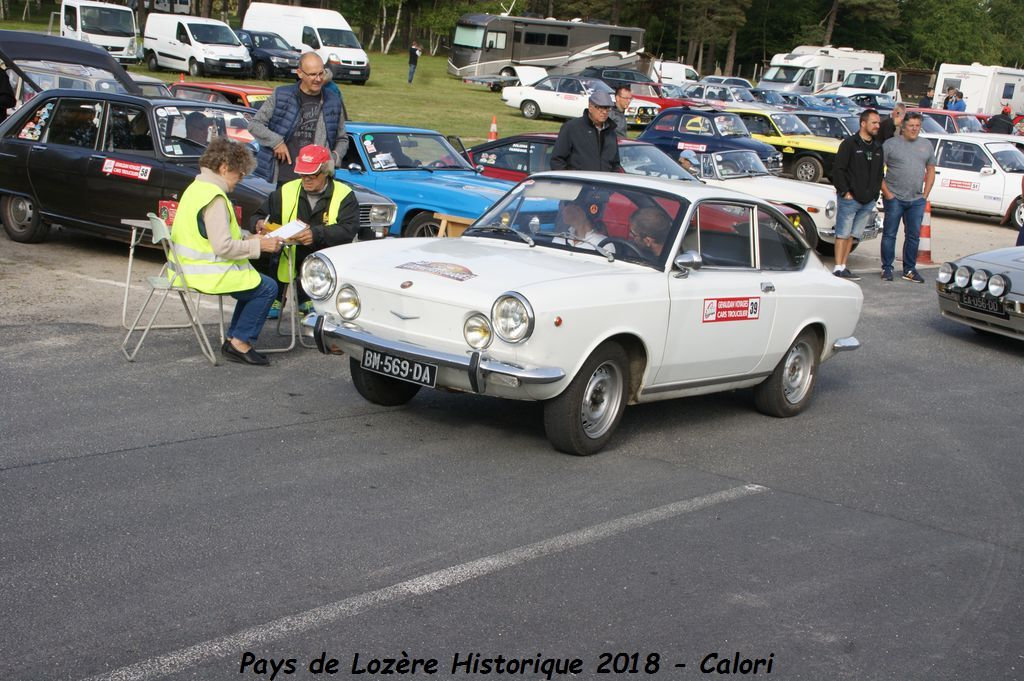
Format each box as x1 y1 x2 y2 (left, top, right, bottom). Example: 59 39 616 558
359 205 372 229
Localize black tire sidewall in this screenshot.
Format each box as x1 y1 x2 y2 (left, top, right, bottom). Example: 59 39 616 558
405 213 440 238
349 357 421 406
1 195 47 243
753 329 821 418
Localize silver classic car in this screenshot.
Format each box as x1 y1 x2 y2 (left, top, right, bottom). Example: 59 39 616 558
936 247 1024 340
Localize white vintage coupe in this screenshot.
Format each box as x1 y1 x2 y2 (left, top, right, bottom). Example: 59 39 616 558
301 173 863 455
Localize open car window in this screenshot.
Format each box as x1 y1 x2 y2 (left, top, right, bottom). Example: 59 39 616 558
153 104 256 156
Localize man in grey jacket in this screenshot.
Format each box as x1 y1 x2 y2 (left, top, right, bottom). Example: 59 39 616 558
609 86 631 139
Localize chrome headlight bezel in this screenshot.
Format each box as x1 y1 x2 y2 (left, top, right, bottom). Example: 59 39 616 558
825 200 837 219
463 313 493 349
300 253 337 301
988 274 1010 298
335 284 360 320
937 262 955 284
954 265 973 289
368 204 396 227
490 292 535 344
970 268 990 293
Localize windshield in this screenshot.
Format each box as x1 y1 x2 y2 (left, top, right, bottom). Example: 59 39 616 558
987 143 1024 172
631 84 660 97
661 84 686 98
467 178 688 268
873 94 896 108
252 32 293 51
189 23 241 45
762 66 801 83
318 28 361 48
712 150 769 178
713 114 749 137
137 82 172 98
919 116 945 134
771 113 812 135
843 72 884 89
802 95 829 107
453 24 484 49
842 116 859 133
154 105 256 156
620 145 698 181
756 90 785 104
80 6 134 36
730 88 755 102
955 115 984 133
359 132 473 171
13 61 127 108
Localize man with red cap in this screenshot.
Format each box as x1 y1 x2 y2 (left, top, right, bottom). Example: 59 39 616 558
985 106 1015 135
252 144 374 317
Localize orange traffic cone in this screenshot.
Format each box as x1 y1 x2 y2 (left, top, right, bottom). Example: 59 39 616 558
179 72 185 82
918 201 934 265
488 115 498 141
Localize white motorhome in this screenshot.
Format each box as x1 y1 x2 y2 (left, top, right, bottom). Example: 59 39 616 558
143 14 252 77
757 45 884 94
934 63 1024 114
55 0 138 64
651 60 698 85
242 2 369 84
830 69 902 102
152 0 190 14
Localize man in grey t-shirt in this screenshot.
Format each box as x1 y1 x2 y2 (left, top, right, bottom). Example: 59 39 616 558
880 112 935 282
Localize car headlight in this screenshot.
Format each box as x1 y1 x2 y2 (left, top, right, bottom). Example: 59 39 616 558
301 254 336 300
369 204 396 226
825 200 837 219
463 313 493 349
271 56 288 65
954 265 973 288
128 38 136 53
335 284 360 320
491 292 534 343
988 274 1010 298
329 53 340 63
970 269 990 293
937 262 955 284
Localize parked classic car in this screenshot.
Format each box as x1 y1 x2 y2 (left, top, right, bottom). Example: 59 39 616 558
299 173 863 455
936 247 1024 340
726 107 841 183
815 93 864 114
233 28 301 81
792 110 860 140
701 75 754 88
909 107 987 134
130 73 174 99
338 122 514 237
168 81 273 109
638 107 784 173
501 75 655 124
0 89 396 243
578 66 662 95
847 92 896 115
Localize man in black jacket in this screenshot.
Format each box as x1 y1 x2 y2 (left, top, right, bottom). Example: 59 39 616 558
830 109 884 281
985 106 1015 134
0 63 15 125
550 90 622 172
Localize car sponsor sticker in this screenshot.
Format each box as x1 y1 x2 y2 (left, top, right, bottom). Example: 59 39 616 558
155 108 168 117
677 142 707 152
372 152 397 169
102 159 152 182
164 106 180 116
702 297 761 323
941 179 980 191
396 261 477 281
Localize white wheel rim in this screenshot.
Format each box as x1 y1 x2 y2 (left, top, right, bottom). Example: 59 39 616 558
1016 201 1024 228
9 197 33 228
782 340 814 404
580 361 623 439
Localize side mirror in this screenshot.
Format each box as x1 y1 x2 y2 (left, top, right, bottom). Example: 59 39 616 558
980 166 996 176
673 250 702 277
475 164 485 173
347 162 364 173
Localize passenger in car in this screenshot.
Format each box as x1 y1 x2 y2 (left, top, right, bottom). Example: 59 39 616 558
553 201 606 250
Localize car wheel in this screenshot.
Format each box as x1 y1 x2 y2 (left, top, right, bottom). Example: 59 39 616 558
543 341 629 456
1012 197 1024 231
520 100 540 120
792 156 824 183
253 61 271 81
753 328 821 418
1 195 49 243
146 52 160 72
349 357 421 406
404 212 441 238
188 59 203 77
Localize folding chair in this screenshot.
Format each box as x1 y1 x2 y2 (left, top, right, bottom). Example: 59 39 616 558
120 213 225 365
267 246 316 352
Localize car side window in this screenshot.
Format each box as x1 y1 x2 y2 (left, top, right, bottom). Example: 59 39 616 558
534 78 557 92
45 99 103 149
475 142 530 172
531 143 552 173
176 23 190 44
689 202 754 268
741 114 769 135
341 134 362 168
558 79 583 95
105 104 154 154
757 209 806 270
938 141 986 172
13 101 56 141
680 114 712 136
302 26 320 49
650 112 678 132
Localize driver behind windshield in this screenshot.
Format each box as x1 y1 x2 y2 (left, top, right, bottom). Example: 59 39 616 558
628 207 672 260
185 111 212 145
553 200 606 250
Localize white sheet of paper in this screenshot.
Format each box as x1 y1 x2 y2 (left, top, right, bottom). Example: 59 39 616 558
270 220 307 240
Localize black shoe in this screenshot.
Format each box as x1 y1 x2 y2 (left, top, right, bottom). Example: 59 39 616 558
834 267 861 281
902 269 925 283
881 267 893 281
222 342 270 366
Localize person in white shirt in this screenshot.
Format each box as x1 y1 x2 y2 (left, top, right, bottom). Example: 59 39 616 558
554 202 607 250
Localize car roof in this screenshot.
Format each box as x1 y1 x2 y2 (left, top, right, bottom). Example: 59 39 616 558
471 132 651 148
792 109 846 118
172 82 272 95
346 122 442 135
656 106 732 118
533 170 771 202
20 88 255 114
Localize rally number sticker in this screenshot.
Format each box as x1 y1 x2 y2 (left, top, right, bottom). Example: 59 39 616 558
677 142 707 152
101 159 152 182
703 297 760 323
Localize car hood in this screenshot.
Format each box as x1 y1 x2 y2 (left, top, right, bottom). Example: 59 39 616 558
960 247 1024 278
261 47 300 59
383 171 513 214
708 174 836 206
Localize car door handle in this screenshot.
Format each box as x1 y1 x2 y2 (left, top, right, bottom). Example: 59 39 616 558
761 281 775 293
32 144 46 151
91 154 107 160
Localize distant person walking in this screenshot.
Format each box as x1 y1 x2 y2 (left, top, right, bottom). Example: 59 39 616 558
831 109 884 281
609 86 631 139
878 103 905 142
917 88 934 108
550 90 621 172
408 40 422 84
985 106 1015 134
880 112 935 283
0 62 15 125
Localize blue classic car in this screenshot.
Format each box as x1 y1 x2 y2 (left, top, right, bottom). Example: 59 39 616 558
637 107 783 174
339 123 515 237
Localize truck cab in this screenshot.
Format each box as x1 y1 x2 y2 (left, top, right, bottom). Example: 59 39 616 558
55 0 138 64
831 69 901 103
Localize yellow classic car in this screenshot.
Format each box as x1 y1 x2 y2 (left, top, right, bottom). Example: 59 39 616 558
725 107 841 184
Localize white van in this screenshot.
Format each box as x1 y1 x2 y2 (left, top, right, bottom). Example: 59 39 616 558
934 63 1024 114
758 45 884 94
143 14 252 78
652 60 698 86
57 0 138 64
152 0 190 14
242 2 369 84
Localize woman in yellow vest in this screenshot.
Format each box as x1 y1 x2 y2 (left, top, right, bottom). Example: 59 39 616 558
171 138 284 366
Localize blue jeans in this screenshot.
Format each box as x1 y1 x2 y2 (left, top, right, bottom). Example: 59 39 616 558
227 273 277 345
881 197 926 273
408 64 416 83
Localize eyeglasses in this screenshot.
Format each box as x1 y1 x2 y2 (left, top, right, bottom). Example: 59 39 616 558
616 95 633 101
300 68 327 80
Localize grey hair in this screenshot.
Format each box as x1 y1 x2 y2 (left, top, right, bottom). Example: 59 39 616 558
893 102 907 114
321 157 335 175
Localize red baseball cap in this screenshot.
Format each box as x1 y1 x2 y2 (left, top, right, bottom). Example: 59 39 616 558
1002 105 1012 114
294 145 331 175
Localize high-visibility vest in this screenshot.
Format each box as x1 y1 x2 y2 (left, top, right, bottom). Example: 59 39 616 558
169 180 261 294
276 178 352 283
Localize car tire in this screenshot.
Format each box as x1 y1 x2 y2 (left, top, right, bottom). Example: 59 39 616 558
520 100 540 120
146 52 160 72
349 357 421 406
253 61 271 81
543 341 629 456
404 212 441 238
188 59 203 77
753 328 821 418
1012 197 1024 231
792 156 824 183
1 195 49 243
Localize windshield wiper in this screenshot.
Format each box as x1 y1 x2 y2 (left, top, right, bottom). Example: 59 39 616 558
545 231 614 262
394 165 433 172
463 224 534 246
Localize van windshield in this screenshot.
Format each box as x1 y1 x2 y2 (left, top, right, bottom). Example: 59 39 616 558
318 28 361 48
453 25 484 49
188 23 241 45
843 72 883 89
761 66 801 83
80 7 134 37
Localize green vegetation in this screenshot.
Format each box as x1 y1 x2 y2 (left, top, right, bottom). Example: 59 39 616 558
0 0 59 32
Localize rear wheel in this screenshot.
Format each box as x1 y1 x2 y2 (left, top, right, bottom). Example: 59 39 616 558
520 100 540 120
792 155 824 183
753 329 821 418
1 195 49 243
188 59 203 77
403 212 441 238
1012 197 1024 231
349 357 421 406
253 61 271 81
146 52 160 72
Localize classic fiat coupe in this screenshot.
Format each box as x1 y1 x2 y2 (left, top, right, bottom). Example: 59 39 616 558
301 173 863 455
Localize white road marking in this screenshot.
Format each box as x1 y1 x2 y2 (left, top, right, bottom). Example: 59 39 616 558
79 484 768 681
52 268 225 312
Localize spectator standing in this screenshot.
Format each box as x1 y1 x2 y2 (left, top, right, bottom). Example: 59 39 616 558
0 62 15 125
943 87 966 112
878 103 905 142
408 40 422 84
986 106 1015 134
880 112 935 283
549 90 621 172
250 52 348 185
831 109 884 281
609 86 631 139
917 88 934 108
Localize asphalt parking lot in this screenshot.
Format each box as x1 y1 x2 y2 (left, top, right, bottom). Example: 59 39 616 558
1 211 1022 681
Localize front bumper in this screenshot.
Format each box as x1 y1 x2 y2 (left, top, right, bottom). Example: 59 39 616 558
818 211 883 243
936 284 1024 340
329 64 370 82
204 58 251 76
303 314 565 397
626 107 658 127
